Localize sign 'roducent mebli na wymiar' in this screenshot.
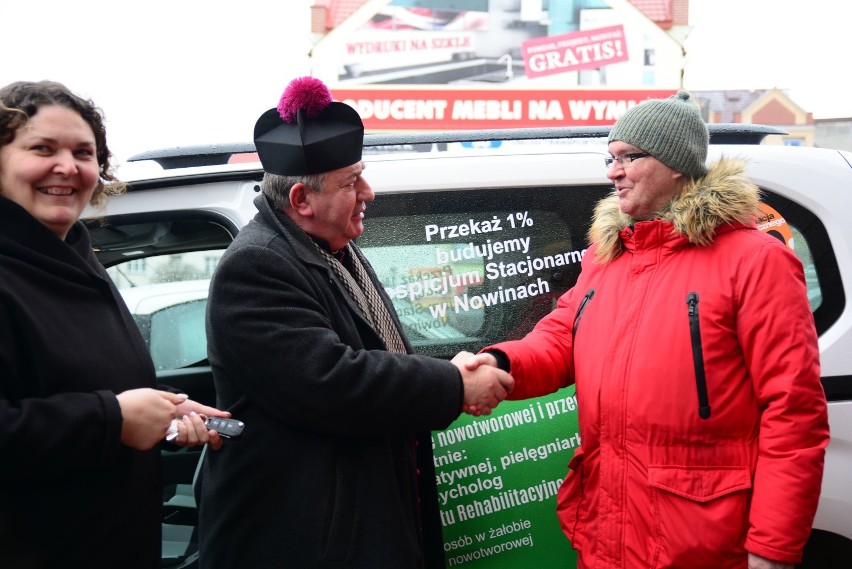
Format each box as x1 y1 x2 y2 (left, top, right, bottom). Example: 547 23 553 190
334 88 675 130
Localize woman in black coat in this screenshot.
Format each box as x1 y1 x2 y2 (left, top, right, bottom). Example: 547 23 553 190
0 80 226 569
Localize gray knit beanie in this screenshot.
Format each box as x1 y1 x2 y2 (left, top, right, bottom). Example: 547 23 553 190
608 90 709 180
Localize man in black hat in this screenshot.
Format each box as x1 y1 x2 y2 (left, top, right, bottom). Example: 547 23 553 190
199 76 514 569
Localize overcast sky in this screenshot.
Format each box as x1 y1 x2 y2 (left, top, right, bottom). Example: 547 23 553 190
684 0 851 119
1 0 848 173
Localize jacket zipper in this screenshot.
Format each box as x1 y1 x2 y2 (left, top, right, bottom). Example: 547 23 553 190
686 292 711 419
573 288 596 337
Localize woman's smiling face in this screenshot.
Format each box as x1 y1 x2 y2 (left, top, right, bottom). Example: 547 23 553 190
0 105 99 239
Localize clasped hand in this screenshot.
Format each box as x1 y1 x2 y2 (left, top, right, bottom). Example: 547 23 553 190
452 351 514 416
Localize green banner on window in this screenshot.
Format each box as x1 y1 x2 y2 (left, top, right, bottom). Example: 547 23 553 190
433 388 580 568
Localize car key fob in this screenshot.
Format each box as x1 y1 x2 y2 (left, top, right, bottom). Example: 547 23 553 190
205 417 245 439
166 416 245 441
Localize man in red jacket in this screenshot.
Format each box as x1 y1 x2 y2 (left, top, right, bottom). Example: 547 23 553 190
463 91 829 569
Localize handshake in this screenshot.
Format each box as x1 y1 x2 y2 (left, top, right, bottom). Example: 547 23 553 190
452 351 514 417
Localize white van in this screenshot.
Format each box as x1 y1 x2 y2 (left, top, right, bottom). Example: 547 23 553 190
86 125 852 569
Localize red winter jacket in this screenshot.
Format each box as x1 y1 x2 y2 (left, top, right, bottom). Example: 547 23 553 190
485 159 829 568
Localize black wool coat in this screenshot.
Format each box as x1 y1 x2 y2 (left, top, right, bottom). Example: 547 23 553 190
0 197 161 569
200 194 463 569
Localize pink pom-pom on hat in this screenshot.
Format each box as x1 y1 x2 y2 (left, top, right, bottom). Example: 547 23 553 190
277 76 333 124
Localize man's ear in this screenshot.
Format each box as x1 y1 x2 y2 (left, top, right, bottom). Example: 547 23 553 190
671 169 687 186
289 183 313 217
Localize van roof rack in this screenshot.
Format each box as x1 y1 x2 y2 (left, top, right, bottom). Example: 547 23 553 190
128 124 787 170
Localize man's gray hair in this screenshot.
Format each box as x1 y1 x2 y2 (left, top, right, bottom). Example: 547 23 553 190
261 172 327 210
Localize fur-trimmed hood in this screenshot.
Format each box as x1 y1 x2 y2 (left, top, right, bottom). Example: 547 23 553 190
589 157 761 263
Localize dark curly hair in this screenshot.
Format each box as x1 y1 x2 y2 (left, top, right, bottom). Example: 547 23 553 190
0 80 125 206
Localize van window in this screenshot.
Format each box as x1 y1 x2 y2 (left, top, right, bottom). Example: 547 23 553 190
358 184 611 357
759 192 845 337
108 250 223 370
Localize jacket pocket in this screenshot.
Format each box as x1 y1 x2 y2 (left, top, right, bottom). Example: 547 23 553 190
648 465 752 568
322 467 357 561
648 464 751 502
556 448 586 548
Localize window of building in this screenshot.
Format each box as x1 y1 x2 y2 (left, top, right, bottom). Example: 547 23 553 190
127 258 147 273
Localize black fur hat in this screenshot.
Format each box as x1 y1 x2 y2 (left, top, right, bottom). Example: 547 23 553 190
254 77 363 176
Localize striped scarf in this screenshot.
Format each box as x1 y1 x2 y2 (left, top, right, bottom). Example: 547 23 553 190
315 243 408 355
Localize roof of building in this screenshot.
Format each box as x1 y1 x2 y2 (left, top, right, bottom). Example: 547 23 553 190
313 0 369 30
629 0 673 27
691 89 772 122
316 0 688 32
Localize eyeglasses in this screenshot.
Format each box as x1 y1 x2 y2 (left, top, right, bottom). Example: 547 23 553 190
605 152 651 168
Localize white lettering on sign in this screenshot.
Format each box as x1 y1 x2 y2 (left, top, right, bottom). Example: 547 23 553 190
451 100 522 121
527 39 622 73
484 250 585 280
384 269 481 302
498 434 581 471
343 98 449 121
424 217 504 241
567 99 637 121
439 474 504 506
454 478 563 521
434 237 531 263
453 279 550 313
528 100 564 120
